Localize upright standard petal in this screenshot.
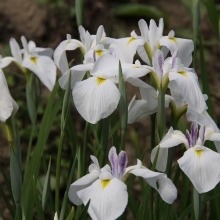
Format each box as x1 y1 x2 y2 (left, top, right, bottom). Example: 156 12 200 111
9 38 22 64
72 77 120 124
109 36 144 63
77 178 128 220
178 145 220 193
22 56 56 91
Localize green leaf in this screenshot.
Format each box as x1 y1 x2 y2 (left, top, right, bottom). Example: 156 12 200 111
65 207 75 220
75 200 90 220
203 0 219 39
42 157 51 211
21 82 62 220
198 35 213 116
114 4 165 20
75 0 83 26
59 155 77 220
32 176 44 220
118 61 127 151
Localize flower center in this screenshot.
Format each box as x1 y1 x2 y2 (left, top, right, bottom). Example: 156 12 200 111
96 77 106 85
101 180 110 189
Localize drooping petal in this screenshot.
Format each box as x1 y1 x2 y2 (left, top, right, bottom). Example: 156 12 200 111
22 56 56 91
9 38 22 64
150 147 168 172
0 57 15 69
58 63 92 90
77 178 128 220
130 163 177 204
168 70 207 113
54 38 84 74
0 70 15 122
150 127 188 171
160 35 194 67
68 172 99 205
177 145 220 193
72 77 120 124
186 109 220 153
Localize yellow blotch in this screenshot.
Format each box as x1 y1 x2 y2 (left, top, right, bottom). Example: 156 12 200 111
96 50 103 57
101 180 110 189
195 150 203 157
127 37 135 45
96 77 106 85
132 65 139 68
169 37 177 44
30 57 37 64
178 71 188 77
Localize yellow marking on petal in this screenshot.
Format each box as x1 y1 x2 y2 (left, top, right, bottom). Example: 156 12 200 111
96 77 106 85
101 180 110 189
96 50 103 57
132 65 139 68
30 57 37 64
169 37 177 44
127 37 135 45
195 150 203 157
178 71 188 76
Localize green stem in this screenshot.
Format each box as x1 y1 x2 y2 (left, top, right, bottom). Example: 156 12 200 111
100 117 109 166
55 129 65 213
193 187 202 220
82 122 89 174
157 87 165 141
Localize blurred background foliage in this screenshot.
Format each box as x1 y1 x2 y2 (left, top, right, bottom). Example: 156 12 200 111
0 0 220 219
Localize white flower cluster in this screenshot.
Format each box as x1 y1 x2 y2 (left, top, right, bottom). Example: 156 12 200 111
1 17 220 220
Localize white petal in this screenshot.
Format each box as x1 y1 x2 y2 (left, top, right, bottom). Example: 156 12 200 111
178 145 220 193
22 56 56 91
152 49 164 81
68 172 99 205
0 57 15 69
35 48 53 57
0 70 15 122
9 38 22 64
130 167 177 204
58 63 92 90
138 19 149 41
186 109 219 131
109 37 144 63
169 70 207 113
160 37 194 67
137 45 151 65
54 39 84 74
77 178 128 220
72 77 120 124
150 147 168 172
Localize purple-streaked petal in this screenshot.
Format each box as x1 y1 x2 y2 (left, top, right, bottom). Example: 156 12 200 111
191 122 198 146
118 151 128 180
199 126 205 145
171 49 178 68
108 147 119 178
186 130 192 147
